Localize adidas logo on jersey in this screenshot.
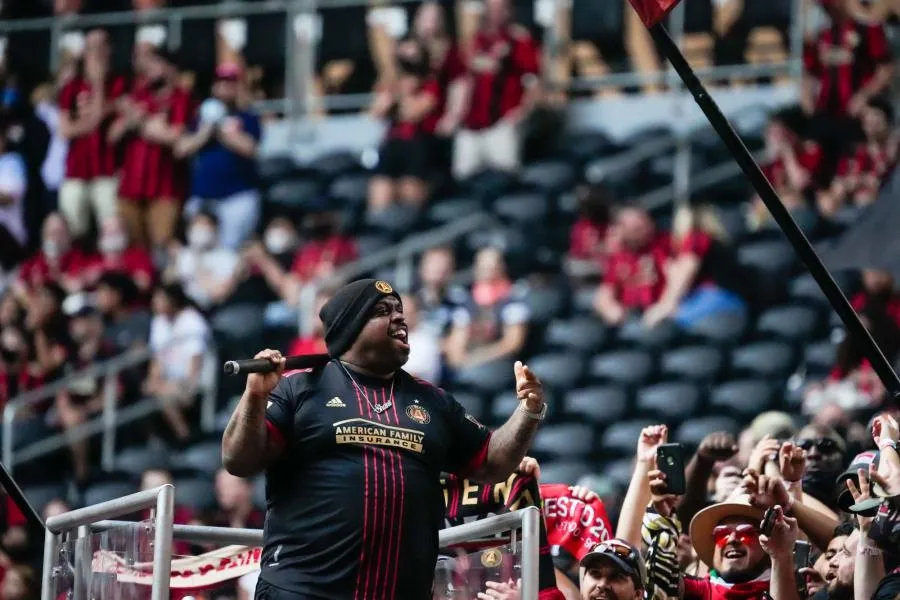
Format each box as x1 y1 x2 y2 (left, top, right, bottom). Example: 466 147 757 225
326 397 346 408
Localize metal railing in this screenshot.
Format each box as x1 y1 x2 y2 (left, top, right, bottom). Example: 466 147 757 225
0 0 808 111
2 336 218 472
86 506 542 599
41 484 175 600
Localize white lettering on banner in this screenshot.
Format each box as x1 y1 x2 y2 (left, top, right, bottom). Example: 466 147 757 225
544 497 610 541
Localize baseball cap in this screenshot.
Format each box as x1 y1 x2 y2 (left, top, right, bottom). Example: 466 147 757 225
836 450 880 512
580 539 646 590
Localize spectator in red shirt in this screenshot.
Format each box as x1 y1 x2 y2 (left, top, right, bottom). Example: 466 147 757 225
0 326 42 411
643 205 745 330
57 29 126 240
751 112 824 230
802 0 894 120
287 287 332 356
566 184 615 284
368 40 441 213
593 207 668 327
851 268 900 329
89 214 156 295
13 212 100 299
452 0 540 180
823 97 898 215
287 204 358 287
112 47 195 252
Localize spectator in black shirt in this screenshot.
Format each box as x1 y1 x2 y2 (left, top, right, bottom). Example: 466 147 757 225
222 278 546 599
95 272 149 353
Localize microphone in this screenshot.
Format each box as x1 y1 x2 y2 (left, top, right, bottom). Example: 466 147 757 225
223 354 330 376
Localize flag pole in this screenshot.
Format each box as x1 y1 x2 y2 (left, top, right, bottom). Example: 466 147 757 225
645 22 900 397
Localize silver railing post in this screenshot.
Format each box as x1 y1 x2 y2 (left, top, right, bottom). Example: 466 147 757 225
673 135 692 206
666 0 686 91
41 531 62 600
151 484 175 600
395 254 415 293
519 506 540 600
788 0 807 81
168 13 183 51
73 525 91 600
100 374 118 471
2 403 15 469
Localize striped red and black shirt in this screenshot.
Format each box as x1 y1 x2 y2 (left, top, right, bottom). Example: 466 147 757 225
804 17 892 117
58 74 127 180
118 85 195 202
262 361 492 598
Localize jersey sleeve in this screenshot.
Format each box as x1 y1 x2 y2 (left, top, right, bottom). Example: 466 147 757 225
264 375 301 449
442 391 492 477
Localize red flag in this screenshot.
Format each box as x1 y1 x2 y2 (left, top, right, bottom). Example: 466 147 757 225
628 0 682 28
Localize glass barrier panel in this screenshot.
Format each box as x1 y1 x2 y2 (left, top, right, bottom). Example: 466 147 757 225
434 542 522 600
48 520 156 600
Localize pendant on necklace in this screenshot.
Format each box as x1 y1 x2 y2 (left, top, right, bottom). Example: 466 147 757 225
373 400 392 414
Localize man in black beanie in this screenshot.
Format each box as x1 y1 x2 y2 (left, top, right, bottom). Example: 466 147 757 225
222 278 547 600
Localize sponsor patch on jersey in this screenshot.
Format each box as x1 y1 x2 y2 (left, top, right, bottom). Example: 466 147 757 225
334 418 425 453
326 397 346 408
406 404 430 424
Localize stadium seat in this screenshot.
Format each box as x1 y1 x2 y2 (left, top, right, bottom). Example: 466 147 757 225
365 204 421 236
558 130 619 164
604 458 637 489
756 305 820 343
354 234 393 257
730 342 795 378
710 380 775 418
601 419 657 456
463 170 517 203
329 172 370 207
531 424 594 458
584 157 641 196
493 192 549 224
589 350 654 386
573 288 598 315
540 461 594 485
173 442 222 476
563 386 628 423
257 155 297 183
174 477 217 511
23 483 66 514
618 319 680 348
523 286 567 325
84 482 138 507
114 446 169 476
738 240 795 275
789 272 855 306
452 391 487 421
528 353 586 390
252 476 266 510
457 360 512 395
803 340 837 375
545 317 609 354
428 196 482 225
520 161 577 195
660 346 723 382
266 178 321 211
636 382 702 422
685 311 748 346
308 151 360 180
674 416 740 448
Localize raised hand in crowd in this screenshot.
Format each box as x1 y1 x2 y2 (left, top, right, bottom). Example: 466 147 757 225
697 431 739 463
741 469 791 511
477 579 520 600
616 424 667 545
748 435 782 475
778 442 807 484
568 485 598 503
758 506 798 559
647 468 678 518
516 456 541 479
638 425 668 464
846 464 882 533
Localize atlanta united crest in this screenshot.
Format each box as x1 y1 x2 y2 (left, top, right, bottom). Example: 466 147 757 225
481 548 503 568
375 280 393 294
406 404 430 424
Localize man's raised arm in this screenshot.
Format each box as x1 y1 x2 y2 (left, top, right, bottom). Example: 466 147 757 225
222 349 285 477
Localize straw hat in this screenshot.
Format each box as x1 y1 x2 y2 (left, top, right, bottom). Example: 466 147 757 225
689 494 765 568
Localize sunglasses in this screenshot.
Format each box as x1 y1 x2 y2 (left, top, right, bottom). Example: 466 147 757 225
796 438 841 454
713 524 759 547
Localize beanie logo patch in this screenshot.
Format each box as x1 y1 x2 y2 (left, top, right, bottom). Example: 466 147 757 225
374 280 394 294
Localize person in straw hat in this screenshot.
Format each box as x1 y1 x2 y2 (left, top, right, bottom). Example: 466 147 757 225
641 465 802 600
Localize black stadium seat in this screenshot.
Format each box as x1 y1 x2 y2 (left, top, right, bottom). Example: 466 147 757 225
686 311 748 345
675 416 740 448
451 391 487 421
710 379 775 418
457 360 512 396
660 346 723 382
267 178 321 211
528 353 586 390
545 317 609 354
730 342 795 378
590 350 654 386
804 340 837 375
174 477 216 511
309 151 360 180
756 305 820 343
636 382 702 422
174 442 222 476
23 483 67 515
520 161 577 195
329 172 370 207
428 196 482 225
258 155 297 183
601 419 657 456
540 461 594 485
564 386 628 423
523 286 567 325
84 482 138 507
115 446 169 477
532 424 595 459
493 192 549 224
604 458 637 489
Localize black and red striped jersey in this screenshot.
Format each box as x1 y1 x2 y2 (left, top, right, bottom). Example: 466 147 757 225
260 360 492 599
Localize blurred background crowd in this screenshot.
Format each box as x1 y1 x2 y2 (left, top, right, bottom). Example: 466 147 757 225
0 0 898 597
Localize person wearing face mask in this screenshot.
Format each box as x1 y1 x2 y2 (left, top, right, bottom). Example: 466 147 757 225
91 214 156 295
285 203 357 287
0 115 28 273
176 63 262 251
445 246 530 373
240 216 301 329
112 47 196 253
14 212 100 299
168 211 241 311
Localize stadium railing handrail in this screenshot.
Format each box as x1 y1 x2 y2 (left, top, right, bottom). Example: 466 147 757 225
0 0 807 110
2 334 219 472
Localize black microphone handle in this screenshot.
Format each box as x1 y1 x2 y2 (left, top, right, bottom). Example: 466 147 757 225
223 354 331 376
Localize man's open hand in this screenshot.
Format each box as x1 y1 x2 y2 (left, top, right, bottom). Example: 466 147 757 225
698 432 738 462
778 442 807 483
514 361 544 412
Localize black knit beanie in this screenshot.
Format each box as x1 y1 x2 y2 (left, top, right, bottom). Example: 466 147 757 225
319 279 401 358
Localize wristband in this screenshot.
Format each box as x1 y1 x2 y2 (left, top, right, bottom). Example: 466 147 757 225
858 543 883 557
785 479 803 492
878 439 898 452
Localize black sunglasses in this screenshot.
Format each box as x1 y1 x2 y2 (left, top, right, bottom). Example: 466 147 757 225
796 438 841 454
